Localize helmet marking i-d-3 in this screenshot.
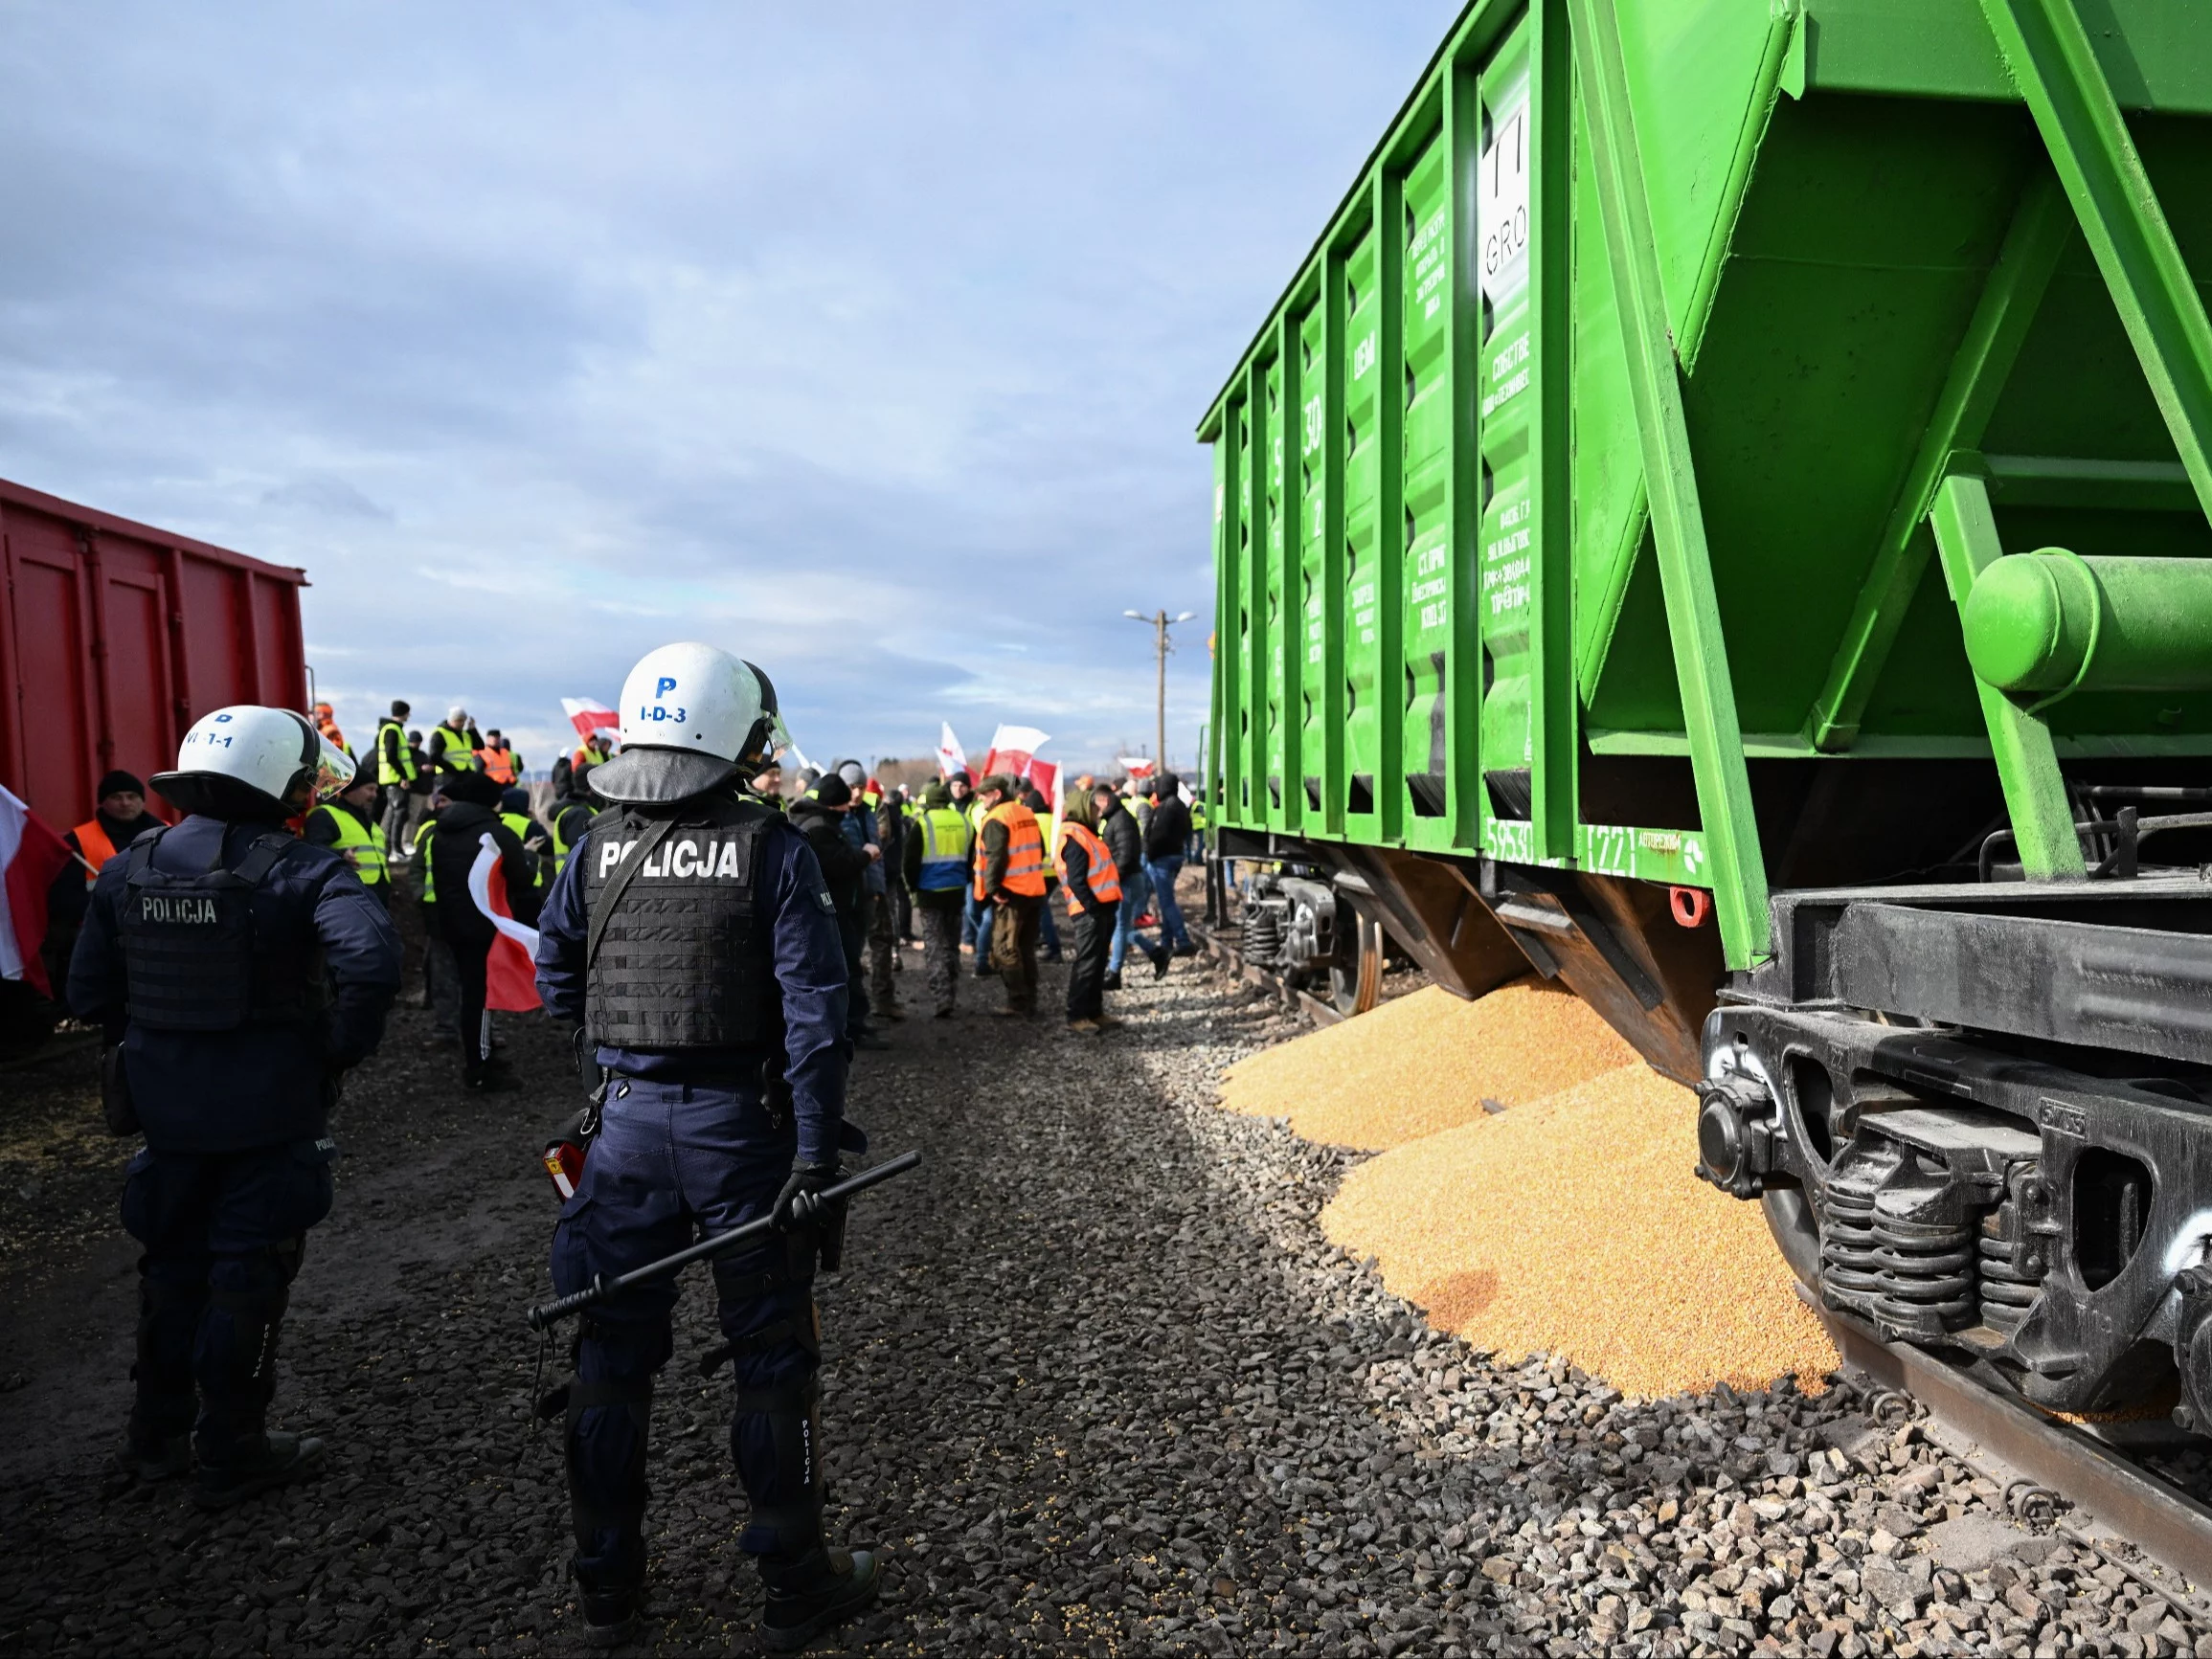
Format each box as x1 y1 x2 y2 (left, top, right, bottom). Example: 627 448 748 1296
152 706 357 821
588 641 783 806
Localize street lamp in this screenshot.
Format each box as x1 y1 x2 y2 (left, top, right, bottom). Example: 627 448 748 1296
1125 608 1196 773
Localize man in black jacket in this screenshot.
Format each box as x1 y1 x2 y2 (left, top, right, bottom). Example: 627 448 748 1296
43 771 168 995
1099 785 1167 991
1141 773 1196 956
424 772 539 1090
788 775 884 1050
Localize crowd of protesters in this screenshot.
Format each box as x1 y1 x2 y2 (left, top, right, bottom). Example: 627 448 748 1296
34 689 1207 1070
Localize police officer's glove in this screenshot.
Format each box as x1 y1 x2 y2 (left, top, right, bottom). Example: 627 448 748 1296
772 1161 840 1231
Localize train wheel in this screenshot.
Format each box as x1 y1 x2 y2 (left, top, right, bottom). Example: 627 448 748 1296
1760 1184 1822 1295
1329 913 1384 1017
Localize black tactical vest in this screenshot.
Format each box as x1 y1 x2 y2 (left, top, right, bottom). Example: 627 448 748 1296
119 829 332 1031
578 795 779 1049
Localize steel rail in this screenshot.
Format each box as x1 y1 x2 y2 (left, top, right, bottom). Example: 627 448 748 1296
1808 1295 2212 1595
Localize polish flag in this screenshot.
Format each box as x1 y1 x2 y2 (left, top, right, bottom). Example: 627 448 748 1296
1027 760 1061 854
0 786 75 998
980 724 1050 782
937 721 968 779
1117 755 1158 781
560 697 621 747
467 832 543 1013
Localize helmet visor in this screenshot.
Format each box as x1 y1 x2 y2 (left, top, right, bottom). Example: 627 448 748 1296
309 729 358 801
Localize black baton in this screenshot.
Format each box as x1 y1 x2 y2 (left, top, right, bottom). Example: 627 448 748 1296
525 1150 922 1332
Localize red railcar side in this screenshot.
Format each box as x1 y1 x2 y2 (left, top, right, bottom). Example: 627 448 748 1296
0 479 306 830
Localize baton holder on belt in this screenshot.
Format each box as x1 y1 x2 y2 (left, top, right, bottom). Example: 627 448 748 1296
524 1150 922 1331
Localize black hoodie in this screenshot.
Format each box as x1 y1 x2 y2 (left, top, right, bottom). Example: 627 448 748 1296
427 800 539 944
788 797 870 919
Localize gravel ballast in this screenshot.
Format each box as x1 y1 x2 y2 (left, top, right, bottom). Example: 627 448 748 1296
0 948 2202 1656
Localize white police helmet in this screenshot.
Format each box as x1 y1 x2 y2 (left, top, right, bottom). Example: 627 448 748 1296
590 642 782 805
152 706 356 820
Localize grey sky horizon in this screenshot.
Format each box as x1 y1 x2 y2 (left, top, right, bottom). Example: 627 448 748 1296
0 2 1458 777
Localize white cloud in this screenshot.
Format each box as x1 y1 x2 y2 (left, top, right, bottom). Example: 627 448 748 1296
0 0 1457 773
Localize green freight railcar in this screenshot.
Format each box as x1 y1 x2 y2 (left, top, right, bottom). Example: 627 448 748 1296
1203 0 2212 1424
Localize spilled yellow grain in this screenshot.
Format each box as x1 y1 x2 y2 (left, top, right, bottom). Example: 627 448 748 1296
1320 1065 1838 1397
1218 980 1638 1151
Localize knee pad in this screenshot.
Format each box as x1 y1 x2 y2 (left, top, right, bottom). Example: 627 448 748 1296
132 1269 208 1401
704 1239 821 1378
203 1282 291 1402
732 1372 824 1556
553 1317 665 1558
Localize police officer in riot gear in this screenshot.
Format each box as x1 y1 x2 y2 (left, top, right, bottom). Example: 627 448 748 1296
534 642 878 1649
68 706 402 1505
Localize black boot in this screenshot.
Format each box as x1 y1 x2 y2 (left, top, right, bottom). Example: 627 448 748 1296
194 1280 323 1507
733 1368 878 1651
1101 969 1122 991
124 1272 203 1482
195 1430 325 1509
112 1428 192 1483
758 1544 882 1653
561 1360 658 1647
575 1573 643 1648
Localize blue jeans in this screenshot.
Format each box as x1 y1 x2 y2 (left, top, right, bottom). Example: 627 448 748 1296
1144 856 1190 949
1109 863 1158 974
963 889 993 967
550 1079 822 1586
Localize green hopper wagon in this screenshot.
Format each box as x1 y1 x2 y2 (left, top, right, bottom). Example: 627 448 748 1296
1201 0 2212 1423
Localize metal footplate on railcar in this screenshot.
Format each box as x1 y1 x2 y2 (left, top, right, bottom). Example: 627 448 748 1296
1698 877 2212 1431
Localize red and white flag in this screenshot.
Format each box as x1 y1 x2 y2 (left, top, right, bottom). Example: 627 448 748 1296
980 724 1050 782
466 832 543 1013
1117 755 1158 781
0 786 76 998
937 721 968 778
1027 759 1061 853
561 697 621 748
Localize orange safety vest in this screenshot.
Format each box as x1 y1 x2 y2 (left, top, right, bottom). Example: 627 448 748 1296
480 747 517 786
973 801 1047 900
1055 821 1120 915
70 818 119 888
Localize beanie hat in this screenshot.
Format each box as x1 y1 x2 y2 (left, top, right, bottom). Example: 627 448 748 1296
812 774 853 808
440 772 503 808
97 771 146 802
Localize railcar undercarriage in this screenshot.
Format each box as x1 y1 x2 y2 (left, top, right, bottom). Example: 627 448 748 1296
1704 875 2212 1429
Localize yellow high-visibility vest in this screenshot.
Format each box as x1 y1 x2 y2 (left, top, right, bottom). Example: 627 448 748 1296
310 803 388 887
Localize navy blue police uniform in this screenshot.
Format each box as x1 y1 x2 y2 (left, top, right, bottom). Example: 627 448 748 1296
534 783 858 1598
68 814 402 1485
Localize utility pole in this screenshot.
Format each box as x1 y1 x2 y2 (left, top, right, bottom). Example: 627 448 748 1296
1124 608 1194 772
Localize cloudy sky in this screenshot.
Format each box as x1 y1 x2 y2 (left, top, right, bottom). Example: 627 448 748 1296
0 2 1456 775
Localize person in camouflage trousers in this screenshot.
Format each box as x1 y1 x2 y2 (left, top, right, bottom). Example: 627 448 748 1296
901 777 973 1019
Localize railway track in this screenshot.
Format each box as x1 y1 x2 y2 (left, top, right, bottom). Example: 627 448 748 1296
1190 919 1345 1028
1811 1291 2212 1619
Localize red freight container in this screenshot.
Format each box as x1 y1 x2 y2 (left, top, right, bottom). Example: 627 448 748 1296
0 478 307 832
